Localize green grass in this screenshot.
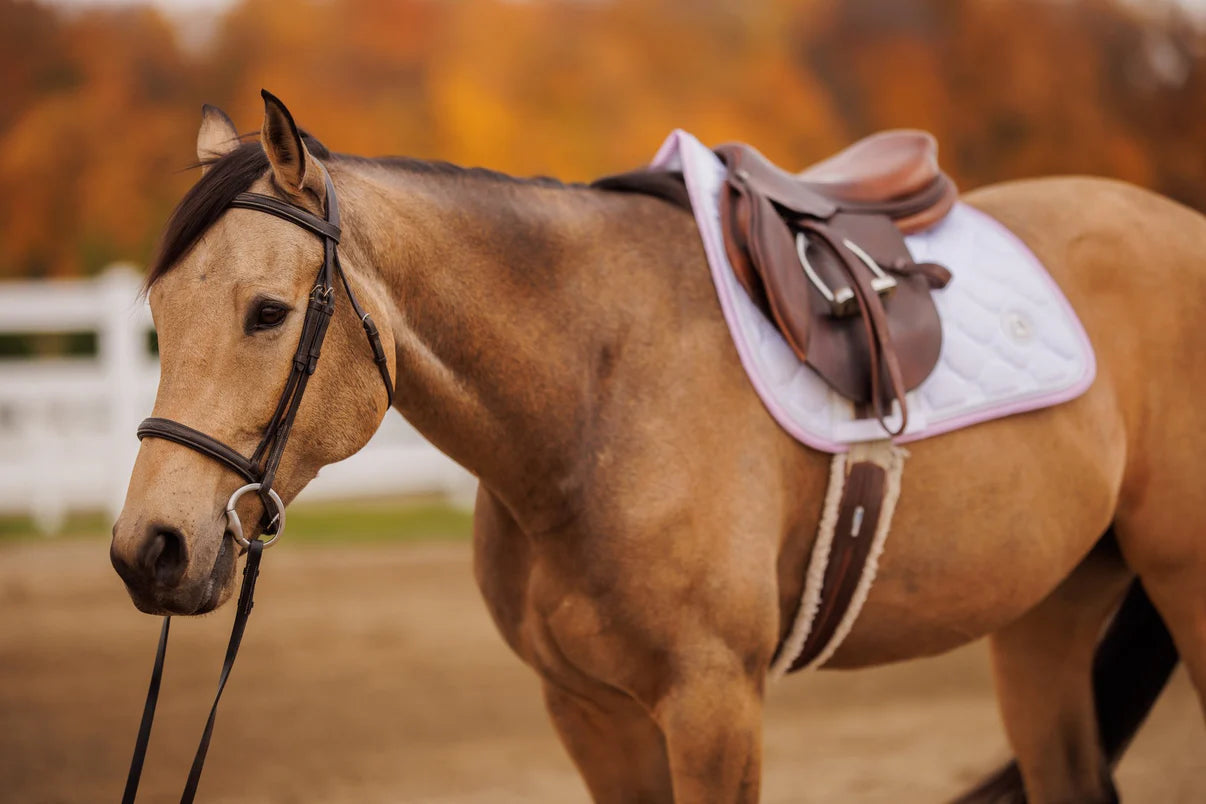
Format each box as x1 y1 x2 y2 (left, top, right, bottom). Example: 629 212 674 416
0 511 113 542
0 497 473 545
284 497 473 544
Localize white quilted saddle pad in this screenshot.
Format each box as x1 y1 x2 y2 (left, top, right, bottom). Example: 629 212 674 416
652 130 1096 453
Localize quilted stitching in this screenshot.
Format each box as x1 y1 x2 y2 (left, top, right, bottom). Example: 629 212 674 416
653 131 1096 453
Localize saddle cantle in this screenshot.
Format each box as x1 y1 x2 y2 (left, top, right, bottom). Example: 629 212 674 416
595 130 958 435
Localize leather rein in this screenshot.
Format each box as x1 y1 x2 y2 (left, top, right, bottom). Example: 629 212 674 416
122 163 394 803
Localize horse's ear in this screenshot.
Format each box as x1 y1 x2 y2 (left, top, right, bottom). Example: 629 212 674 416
259 89 324 202
197 104 239 175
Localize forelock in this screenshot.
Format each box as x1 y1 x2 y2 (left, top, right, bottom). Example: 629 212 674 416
146 133 331 289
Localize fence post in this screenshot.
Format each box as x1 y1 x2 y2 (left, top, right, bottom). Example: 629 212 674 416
99 264 147 521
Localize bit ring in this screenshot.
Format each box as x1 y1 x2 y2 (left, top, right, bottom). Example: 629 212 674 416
224 483 285 549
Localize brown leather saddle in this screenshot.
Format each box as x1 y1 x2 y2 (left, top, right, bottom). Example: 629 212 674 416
596 130 958 435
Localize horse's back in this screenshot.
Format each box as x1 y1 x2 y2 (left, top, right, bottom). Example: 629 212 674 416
968 175 1206 291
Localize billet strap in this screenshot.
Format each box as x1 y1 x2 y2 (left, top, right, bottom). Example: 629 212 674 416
122 539 265 804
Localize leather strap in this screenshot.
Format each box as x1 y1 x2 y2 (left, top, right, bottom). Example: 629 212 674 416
121 616 170 804
181 538 263 802
122 539 265 803
229 193 342 242
136 419 259 483
801 220 911 435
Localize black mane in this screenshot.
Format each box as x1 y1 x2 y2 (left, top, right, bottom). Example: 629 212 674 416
147 134 571 287
342 153 571 190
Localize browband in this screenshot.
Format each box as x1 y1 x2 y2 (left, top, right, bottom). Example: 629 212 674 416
229 192 343 241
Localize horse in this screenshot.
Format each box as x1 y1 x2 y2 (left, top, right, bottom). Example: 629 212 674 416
110 92 1202 803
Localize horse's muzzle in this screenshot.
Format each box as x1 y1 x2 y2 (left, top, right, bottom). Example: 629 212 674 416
110 525 234 615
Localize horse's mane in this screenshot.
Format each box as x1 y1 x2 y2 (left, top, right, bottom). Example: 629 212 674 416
147 134 571 289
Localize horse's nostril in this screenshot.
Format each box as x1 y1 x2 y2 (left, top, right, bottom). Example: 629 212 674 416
110 539 139 587
141 524 188 588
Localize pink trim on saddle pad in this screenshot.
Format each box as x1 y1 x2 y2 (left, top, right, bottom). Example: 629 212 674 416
652 130 1097 453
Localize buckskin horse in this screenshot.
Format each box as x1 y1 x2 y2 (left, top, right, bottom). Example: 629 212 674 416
110 92 1199 803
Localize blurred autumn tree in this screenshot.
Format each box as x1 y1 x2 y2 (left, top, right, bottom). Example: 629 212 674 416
0 0 1202 279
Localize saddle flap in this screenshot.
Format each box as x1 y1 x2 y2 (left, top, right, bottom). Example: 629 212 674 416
803 213 943 404
716 143 838 219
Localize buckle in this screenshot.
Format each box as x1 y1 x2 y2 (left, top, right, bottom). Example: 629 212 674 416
795 233 897 317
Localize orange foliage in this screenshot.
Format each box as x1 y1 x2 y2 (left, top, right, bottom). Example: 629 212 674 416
0 0 1200 278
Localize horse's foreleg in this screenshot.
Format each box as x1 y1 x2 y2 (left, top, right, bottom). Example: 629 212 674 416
541 680 674 803
537 564 774 803
538 640 766 804
988 537 1132 804
648 658 764 804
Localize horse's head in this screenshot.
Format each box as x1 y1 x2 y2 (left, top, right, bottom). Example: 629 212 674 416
111 93 395 615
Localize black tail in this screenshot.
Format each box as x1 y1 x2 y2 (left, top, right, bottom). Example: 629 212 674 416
950 581 1179 804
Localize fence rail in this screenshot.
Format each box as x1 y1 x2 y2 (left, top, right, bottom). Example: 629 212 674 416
0 265 474 533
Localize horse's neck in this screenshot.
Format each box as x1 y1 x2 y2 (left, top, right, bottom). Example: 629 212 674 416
338 162 700 528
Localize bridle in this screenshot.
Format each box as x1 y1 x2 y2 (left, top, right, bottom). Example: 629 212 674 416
138 164 394 542
122 162 394 803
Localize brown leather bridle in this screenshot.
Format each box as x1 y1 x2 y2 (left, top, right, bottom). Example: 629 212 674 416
122 162 394 803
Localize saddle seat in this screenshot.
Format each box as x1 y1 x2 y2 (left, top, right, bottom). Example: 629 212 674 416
799 130 940 204
799 130 955 235
716 130 955 237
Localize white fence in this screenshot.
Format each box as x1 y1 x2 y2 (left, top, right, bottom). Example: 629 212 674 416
0 265 475 533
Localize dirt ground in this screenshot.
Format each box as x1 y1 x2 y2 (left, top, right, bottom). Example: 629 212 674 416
1 539 1202 803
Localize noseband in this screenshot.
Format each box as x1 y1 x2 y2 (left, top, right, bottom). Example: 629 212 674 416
123 163 394 803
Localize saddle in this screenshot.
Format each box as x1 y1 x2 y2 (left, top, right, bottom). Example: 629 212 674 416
596 130 958 435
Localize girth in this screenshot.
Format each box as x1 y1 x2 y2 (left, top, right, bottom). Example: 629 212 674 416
122 162 394 804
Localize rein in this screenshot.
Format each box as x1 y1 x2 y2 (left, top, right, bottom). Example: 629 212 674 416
122 164 393 803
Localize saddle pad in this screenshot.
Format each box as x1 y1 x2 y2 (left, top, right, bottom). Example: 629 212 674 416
652 130 1096 453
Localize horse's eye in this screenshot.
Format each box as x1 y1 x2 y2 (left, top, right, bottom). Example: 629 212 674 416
249 301 289 332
